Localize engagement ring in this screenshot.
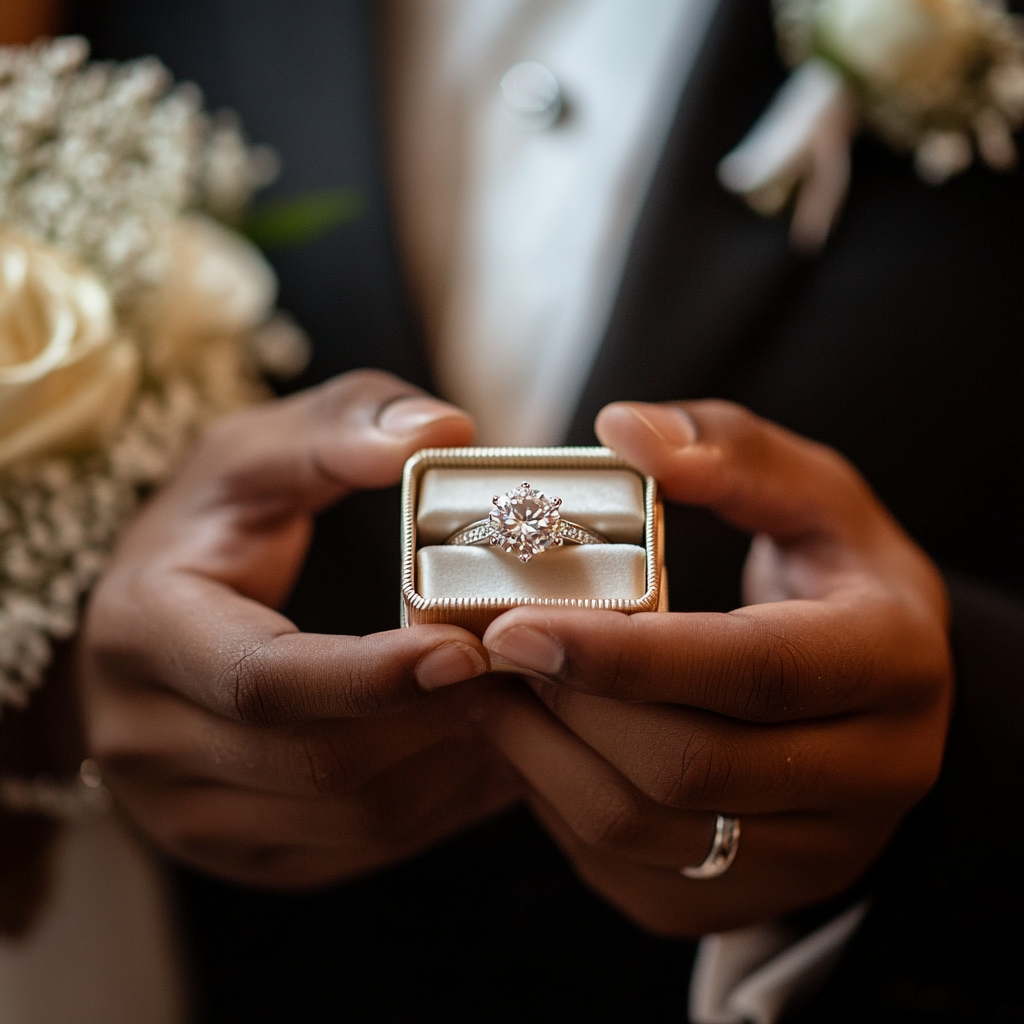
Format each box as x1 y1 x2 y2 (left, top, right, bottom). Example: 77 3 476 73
444 482 607 563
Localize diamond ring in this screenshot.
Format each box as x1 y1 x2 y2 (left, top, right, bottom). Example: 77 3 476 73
444 482 608 563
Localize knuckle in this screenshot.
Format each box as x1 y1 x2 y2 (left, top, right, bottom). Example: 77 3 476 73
310 368 409 420
661 734 734 809
696 398 752 425
608 634 654 699
80 575 144 676
289 725 363 796
336 669 388 718
703 401 764 452
894 620 954 711
572 786 647 853
575 617 654 700
532 677 575 717
78 618 126 684
709 620 814 722
746 633 809 720
196 408 257 465
224 643 291 726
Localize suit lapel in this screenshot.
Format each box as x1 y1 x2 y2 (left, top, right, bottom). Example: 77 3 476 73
80 0 796 426
567 0 799 444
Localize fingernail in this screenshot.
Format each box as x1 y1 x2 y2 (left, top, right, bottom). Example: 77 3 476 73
415 643 488 691
379 396 462 436
627 405 697 447
485 627 564 678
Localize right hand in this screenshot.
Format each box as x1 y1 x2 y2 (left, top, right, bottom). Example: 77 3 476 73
78 370 519 888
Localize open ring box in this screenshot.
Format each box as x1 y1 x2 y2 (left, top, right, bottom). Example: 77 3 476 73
401 447 666 636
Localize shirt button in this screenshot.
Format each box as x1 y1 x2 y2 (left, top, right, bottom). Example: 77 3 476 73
500 61 563 130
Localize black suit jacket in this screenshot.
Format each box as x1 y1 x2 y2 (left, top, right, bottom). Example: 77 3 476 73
73 1 1024 1020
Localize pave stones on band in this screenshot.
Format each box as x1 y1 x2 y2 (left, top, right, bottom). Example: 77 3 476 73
557 521 605 546
444 521 494 547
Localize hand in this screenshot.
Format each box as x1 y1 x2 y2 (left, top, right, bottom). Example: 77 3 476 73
478 400 953 936
78 370 518 889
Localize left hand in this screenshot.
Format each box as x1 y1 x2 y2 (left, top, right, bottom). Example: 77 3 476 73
478 400 953 936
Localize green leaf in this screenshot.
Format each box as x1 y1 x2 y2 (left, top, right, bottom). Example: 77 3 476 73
242 187 363 250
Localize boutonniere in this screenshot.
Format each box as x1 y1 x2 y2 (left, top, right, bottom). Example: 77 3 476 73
720 0 1024 250
0 38 312 717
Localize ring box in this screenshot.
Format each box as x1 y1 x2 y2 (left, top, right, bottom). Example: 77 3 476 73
401 447 666 636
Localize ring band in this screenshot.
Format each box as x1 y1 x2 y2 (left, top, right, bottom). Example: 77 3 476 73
681 815 740 879
444 481 607 563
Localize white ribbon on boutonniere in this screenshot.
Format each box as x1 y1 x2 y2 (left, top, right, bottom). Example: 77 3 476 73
720 0 1024 251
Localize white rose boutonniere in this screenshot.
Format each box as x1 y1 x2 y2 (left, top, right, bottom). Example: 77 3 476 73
720 0 1024 249
0 38 302 718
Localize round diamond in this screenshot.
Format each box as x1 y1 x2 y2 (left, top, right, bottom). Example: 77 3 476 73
488 482 563 562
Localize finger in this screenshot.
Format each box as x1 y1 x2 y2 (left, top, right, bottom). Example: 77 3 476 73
177 369 475 519
116 737 518 889
526 794 873 936
483 593 948 720
109 371 475 609
526 680 945 817
84 569 490 723
116 735 502 850
479 681 872 896
90 680 495 799
350 734 521 843
478 679 715 869
597 400 948 617
595 399 891 547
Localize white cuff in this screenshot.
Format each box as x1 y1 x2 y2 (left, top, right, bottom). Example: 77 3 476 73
688 899 870 1024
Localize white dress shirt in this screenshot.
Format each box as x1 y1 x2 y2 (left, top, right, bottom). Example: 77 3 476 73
383 0 717 444
383 3 866 1022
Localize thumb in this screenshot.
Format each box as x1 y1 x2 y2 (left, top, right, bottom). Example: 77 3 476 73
182 369 475 515
595 399 881 543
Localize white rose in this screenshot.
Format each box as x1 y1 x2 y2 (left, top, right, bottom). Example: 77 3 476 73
145 214 277 378
0 232 139 472
816 0 985 88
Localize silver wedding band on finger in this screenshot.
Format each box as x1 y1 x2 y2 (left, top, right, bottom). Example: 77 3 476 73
681 815 741 879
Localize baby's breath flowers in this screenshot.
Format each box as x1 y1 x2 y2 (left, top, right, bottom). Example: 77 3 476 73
0 37 296 717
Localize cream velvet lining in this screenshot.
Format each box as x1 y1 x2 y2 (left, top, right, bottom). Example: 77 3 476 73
416 468 646 601
417 544 647 601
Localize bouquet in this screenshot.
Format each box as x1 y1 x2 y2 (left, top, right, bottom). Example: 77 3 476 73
0 37 300 719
